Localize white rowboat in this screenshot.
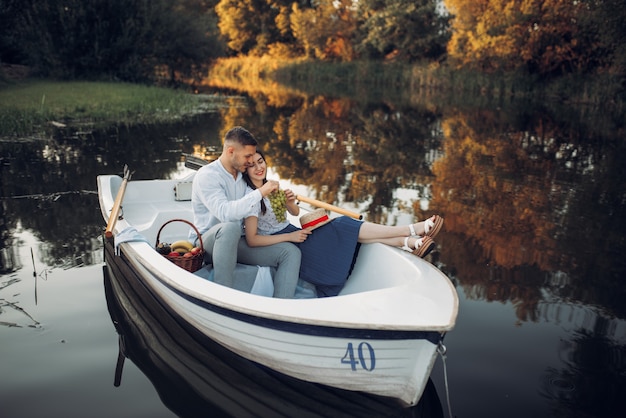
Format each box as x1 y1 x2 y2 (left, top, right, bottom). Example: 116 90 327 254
97 172 459 407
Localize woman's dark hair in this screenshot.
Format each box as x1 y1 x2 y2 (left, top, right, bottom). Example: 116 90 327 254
242 150 268 214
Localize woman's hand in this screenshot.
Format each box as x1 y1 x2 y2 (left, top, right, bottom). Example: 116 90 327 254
289 229 311 243
284 188 296 202
284 188 300 216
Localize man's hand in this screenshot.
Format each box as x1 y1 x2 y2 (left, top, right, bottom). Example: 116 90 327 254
259 180 279 197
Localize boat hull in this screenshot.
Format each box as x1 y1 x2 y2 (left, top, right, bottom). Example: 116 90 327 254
106 238 440 406
104 247 445 417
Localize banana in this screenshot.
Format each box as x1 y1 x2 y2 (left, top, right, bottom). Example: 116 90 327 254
171 240 193 252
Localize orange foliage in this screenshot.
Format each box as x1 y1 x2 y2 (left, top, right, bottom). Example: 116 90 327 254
432 111 562 270
444 0 590 74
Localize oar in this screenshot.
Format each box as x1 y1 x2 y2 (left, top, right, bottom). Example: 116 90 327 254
105 165 133 239
296 195 362 220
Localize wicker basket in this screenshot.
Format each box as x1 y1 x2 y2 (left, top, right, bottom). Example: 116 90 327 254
156 219 205 272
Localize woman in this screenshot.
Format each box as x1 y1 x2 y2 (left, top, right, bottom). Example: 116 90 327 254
242 151 443 297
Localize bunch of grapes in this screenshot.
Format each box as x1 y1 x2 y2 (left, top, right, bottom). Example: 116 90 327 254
269 189 287 222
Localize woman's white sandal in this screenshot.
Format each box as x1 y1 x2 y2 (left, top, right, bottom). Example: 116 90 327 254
402 236 435 258
423 215 444 238
409 224 417 236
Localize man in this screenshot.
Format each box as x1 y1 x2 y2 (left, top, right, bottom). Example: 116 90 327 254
191 126 301 298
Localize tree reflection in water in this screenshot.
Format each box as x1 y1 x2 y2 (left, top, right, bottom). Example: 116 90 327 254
1 85 625 415
541 327 625 417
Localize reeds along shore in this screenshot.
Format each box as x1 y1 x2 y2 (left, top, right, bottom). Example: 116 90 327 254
207 57 625 108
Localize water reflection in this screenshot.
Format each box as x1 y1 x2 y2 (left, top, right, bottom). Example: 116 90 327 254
0 113 225 274
214 94 444 223
540 327 626 417
1 84 626 416
2 88 625 317
431 106 626 320
540 301 626 416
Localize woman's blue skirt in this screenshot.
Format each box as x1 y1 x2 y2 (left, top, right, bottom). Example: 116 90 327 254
277 217 362 297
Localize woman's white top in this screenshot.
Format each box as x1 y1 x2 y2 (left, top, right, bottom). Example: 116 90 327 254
244 186 290 235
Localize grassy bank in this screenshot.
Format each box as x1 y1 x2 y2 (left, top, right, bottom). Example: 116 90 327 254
0 80 222 136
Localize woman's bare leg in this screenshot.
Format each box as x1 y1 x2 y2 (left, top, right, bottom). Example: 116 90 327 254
359 236 428 251
358 236 405 246
357 220 429 241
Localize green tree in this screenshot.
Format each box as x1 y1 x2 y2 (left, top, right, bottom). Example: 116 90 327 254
356 0 449 62
0 0 25 64
591 0 626 76
12 0 223 83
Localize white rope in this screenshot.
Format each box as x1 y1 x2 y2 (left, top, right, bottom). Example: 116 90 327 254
438 341 454 418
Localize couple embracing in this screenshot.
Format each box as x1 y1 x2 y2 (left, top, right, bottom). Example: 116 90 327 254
191 126 443 298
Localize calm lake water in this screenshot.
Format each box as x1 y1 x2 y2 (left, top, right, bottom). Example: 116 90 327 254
1 86 625 418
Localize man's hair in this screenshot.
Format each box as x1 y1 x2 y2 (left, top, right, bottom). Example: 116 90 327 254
224 126 258 147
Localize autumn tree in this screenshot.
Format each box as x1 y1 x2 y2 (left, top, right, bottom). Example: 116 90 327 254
290 0 357 61
356 0 450 62
444 0 614 76
216 0 301 56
